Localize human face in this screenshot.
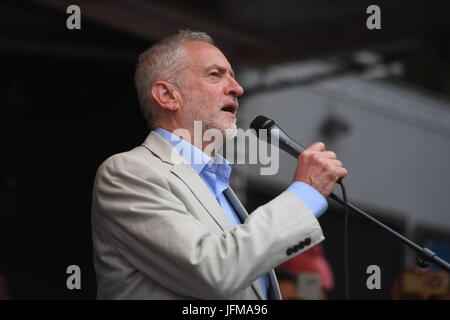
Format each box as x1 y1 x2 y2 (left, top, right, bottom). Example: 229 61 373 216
177 41 244 138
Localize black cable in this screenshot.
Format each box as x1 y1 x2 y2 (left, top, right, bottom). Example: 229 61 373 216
337 180 349 300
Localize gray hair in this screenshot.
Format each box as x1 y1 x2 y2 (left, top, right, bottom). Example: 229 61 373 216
134 30 214 128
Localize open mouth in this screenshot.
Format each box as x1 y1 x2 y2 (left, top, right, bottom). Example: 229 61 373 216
221 102 237 115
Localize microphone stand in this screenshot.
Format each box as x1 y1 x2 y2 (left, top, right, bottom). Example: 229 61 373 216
249 115 450 273
329 192 450 273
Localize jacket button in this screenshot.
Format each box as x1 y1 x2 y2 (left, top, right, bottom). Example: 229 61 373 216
304 238 311 246
298 241 305 249
286 248 293 255
293 244 300 251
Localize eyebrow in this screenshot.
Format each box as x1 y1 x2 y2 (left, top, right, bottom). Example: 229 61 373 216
206 64 235 79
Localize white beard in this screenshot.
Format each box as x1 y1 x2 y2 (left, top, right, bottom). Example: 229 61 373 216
224 118 237 140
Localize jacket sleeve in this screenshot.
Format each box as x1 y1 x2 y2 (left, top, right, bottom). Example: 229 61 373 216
92 153 324 299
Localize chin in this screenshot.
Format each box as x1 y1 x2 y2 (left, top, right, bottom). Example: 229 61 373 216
208 116 237 139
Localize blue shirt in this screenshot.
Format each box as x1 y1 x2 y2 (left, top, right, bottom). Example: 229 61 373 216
154 127 327 299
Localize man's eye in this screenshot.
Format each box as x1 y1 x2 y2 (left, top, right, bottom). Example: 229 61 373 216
209 72 220 78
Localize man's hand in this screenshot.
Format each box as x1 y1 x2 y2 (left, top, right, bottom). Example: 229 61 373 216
293 142 348 198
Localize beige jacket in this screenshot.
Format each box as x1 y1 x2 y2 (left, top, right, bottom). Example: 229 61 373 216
91 131 325 299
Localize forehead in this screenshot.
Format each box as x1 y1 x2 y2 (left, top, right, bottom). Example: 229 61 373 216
182 41 233 72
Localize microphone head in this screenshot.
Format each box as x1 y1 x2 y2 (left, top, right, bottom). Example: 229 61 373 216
250 116 276 137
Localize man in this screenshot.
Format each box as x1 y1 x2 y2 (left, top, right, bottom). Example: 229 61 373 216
91 30 347 299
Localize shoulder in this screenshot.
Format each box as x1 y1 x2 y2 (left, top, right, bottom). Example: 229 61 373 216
95 145 171 186
102 146 156 170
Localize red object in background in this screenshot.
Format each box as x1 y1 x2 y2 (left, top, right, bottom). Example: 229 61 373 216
278 243 334 291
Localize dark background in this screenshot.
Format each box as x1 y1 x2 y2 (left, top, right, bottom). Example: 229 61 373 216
0 53 147 299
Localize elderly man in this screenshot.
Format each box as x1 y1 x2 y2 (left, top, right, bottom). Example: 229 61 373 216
91 30 347 300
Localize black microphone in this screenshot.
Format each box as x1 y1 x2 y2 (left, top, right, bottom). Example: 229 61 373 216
249 117 450 276
250 115 343 185
250 115 307 158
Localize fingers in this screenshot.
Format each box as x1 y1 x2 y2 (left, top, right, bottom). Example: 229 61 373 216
308 141 326 152
324 151 337 159
302 143 336 160
324 160 347 179
300 145 338 163
336 167 348 179
307 142 336 158
306 149 347 179
293 142 348 197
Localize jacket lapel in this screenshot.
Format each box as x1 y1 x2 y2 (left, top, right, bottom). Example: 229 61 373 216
141 131 233 231
170 164 234 231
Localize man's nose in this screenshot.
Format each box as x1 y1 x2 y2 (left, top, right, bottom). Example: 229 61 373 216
226 76 244 97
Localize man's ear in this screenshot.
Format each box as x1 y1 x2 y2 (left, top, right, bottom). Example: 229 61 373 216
151 81 180 111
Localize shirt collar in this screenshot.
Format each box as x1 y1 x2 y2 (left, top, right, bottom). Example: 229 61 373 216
154 127 231 178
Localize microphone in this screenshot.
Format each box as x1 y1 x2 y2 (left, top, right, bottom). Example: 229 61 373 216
250 115 353 295
250 115 307 158
250 115 343 185
249 117 450 276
